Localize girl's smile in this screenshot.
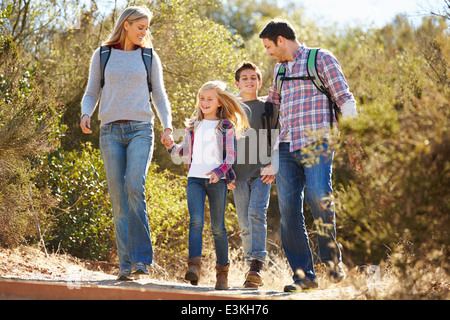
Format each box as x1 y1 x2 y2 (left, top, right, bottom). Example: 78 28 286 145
199 88 221 120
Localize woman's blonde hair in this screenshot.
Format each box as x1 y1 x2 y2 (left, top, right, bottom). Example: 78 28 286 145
187 81 249 135
103 6 153 48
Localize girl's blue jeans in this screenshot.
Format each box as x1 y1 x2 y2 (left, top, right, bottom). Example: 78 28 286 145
187 177 229 267
275 142 342 282
233 176 270 264
100 121 154 271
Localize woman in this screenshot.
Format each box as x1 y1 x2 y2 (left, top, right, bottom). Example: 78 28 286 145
80 6 173 280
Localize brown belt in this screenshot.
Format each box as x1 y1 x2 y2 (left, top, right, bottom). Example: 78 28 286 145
113 120 131 123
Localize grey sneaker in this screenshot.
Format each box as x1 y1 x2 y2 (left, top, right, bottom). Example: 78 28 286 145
284 278 319 292
117 269 132 281
132 262 149 276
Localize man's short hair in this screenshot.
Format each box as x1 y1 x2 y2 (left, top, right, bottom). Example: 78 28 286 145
258 19 297 44
235 61 262 82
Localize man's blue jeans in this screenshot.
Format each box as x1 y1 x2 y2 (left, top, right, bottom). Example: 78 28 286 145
187 177 229 267
100 121 154 271
275 142 342 282
233 177 270 264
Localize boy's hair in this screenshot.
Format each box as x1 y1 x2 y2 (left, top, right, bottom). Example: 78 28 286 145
186 81 249 134
258 19 297 44
234 61 262 82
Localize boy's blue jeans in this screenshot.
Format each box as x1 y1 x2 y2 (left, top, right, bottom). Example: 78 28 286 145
233 177 270 264
187 177 229 267
275 142 342 282
100 121 154 271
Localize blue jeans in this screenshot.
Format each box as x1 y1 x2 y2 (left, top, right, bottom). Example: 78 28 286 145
187 177 229 267
275 142 342 282
100 121 154 271
233 177 270 264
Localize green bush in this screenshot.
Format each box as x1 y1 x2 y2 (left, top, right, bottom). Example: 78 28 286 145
40 143 115 261
0 8 64 247
330 17 449 276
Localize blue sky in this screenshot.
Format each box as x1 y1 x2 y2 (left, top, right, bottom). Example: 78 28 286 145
292 0 446 28
81 0 446 29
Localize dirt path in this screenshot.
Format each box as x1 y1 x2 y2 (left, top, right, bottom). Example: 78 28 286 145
0 245 386 300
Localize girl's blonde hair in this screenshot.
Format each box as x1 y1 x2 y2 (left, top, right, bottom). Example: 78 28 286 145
187 81 249 134
103 6 153 48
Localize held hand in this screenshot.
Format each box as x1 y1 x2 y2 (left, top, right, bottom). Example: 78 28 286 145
261 164 275 184
227 182 236 190
206 171 219 184
161 129 174 149
80 114 92 134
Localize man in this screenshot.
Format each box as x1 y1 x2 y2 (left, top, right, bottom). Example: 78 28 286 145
229 61 278 289
259 19 357 292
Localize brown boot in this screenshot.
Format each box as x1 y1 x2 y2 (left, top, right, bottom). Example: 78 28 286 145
244 259 264 289
215 263 229 290
185 257 202 286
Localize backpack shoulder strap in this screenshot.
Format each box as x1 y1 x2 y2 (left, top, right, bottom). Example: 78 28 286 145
100 46 112 88
141 47 153 93
307 48 341 127
276 64 286 97
306 48 328 95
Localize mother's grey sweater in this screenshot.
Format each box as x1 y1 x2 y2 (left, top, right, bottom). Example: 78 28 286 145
81 47 172 129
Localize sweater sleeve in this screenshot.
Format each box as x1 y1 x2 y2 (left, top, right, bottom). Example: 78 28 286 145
150 50 172 131
81 48 101 118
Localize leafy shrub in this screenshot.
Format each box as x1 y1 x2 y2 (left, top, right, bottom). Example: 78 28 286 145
0 8 64 247
331 17 449 277
39 143 115 261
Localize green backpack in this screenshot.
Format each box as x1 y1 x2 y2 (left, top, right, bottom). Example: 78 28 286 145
99 46 153 94
276 48 341 128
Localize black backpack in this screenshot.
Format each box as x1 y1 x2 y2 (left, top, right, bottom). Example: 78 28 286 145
261 101 278 148
99 46 153 94
276 48 341 128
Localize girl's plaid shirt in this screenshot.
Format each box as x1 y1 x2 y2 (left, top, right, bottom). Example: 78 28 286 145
267 44 355 152
169 119 237 183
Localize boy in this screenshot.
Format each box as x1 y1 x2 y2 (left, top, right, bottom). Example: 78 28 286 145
230 61 278 289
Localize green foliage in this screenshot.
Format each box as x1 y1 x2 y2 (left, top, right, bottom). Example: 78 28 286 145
0 5 64 247
331 17 449 274
39 143 115 261
145 166 189 263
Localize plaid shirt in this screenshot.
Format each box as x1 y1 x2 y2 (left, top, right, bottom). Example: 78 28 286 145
169 119 237 183
267 44 355 152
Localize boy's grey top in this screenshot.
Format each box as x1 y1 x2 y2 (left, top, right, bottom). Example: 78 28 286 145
81 47 172 129
233 99 278 180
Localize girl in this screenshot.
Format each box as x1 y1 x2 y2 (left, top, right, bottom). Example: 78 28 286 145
164 81 249 290
80 6 173 281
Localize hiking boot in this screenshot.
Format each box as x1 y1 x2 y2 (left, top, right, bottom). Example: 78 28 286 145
131 262 149 278
185 257 202 286
215 263 229 290
244 259 264 289
283 278 319 292
327 263 346 283
117 268 133 281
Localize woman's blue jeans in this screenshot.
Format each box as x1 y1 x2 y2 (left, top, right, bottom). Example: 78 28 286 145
187 177 229 267
233 177 270 264
275 142 342 282
100 121 154 271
